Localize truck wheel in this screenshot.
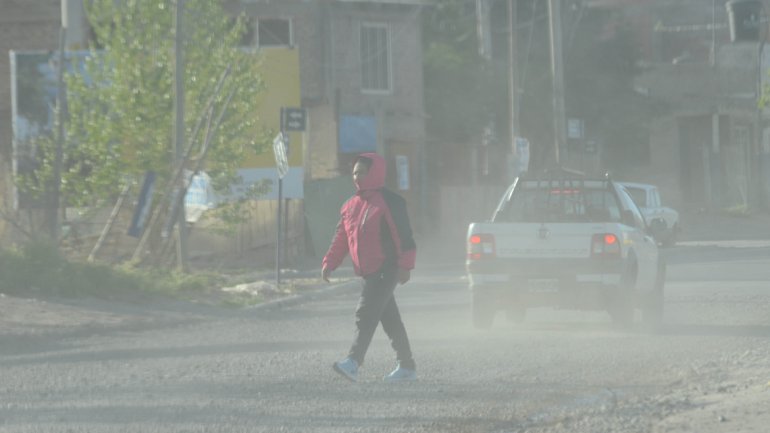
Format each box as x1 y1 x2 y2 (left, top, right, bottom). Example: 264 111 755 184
472 292 495 329
609 258 637 328
642 259 666 329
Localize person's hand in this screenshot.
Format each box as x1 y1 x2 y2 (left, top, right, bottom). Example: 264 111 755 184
397 268 410 285
322 266 332 283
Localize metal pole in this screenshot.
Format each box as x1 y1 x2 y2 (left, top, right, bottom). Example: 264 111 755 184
711 0 717 67
284 197 290 265
276 108 284 287
276 177 283 287
756 37 766 209
51 26 66 242
173 0 189 272
548 0 567 167
509 0 519 178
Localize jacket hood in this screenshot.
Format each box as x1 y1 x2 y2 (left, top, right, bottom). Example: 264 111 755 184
355 152 386 192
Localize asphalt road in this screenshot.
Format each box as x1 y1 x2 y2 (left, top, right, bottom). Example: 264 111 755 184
1 244 770 432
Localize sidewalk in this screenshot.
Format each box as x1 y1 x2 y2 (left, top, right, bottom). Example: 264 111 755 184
678 209 770 242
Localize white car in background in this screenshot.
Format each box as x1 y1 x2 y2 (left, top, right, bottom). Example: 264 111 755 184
619 182 680 246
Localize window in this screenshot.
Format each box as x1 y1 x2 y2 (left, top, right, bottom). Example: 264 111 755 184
497 181 622 223
238 17 292 48
624 187 648 207
360 23 391 93
258 18 292 47
649 189 661 208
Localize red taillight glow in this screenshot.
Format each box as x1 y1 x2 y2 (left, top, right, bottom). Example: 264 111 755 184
592 233 621 258
467 233 496 260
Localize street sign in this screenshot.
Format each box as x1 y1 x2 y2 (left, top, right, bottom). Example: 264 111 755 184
273 132 289 179
281 107 306 132
568 118 584 139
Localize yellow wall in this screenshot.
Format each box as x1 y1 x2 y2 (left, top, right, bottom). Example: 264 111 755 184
241 47 304 169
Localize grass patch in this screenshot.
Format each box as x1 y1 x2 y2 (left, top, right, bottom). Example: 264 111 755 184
0 240 227 301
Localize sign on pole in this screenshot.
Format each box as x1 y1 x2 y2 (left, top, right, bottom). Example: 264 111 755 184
281 107 306 132
273 132 289 179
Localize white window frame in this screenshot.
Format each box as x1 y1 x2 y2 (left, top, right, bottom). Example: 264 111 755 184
360 22 393 94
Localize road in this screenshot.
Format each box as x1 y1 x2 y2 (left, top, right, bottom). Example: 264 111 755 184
1 244 769 432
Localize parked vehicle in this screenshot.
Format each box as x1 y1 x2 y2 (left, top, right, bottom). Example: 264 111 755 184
618 182 680 247
466 171 666 329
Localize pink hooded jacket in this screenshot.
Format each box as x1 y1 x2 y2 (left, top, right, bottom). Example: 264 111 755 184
322 153 417 277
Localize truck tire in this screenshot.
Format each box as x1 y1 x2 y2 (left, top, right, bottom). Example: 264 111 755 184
472 291 495 329
609 257 637 328
641 259 666 329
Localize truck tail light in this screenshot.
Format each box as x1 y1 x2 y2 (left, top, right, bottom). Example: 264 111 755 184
591 233 621 258
468 233 496 260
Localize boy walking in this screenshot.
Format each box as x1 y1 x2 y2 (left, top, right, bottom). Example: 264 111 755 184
322 153 417 382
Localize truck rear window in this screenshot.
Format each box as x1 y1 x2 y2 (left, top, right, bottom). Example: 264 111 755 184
494 181 622 223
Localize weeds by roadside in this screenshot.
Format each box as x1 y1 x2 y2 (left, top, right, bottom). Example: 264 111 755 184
0 239 225 301
0 240 326 308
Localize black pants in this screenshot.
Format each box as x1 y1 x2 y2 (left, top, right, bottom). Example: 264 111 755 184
347 266 415 370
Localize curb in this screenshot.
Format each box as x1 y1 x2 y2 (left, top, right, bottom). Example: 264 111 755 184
247 278 360 312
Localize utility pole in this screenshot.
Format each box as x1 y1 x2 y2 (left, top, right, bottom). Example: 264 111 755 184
50 6 68 243
548 0 567 167
476 0 492 60
509 0 519 172
173 0 189 272
475 0 495 183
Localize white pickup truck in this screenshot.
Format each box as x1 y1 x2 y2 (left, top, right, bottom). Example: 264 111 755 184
466 173 666 329
618 182 680 247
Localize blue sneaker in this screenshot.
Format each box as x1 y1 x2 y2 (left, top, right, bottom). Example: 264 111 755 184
383 364 417 382
333 357 358 382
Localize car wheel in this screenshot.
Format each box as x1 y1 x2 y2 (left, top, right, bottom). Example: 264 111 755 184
609 257 637 328
472 291 496 329
642 259 666 330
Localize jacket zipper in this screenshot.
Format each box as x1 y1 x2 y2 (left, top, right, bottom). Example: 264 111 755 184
355 205 370 274
360 205 370 234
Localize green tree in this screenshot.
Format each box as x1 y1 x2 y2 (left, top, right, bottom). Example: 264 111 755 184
422 0 501 145
21 0 266 210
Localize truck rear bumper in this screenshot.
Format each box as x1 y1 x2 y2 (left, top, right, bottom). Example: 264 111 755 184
467 258 625 309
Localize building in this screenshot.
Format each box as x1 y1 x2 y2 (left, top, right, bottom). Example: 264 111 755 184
2 0 431 261
224 0 431 254
609 0 770 213
0 0 63 240
225 0 429 195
